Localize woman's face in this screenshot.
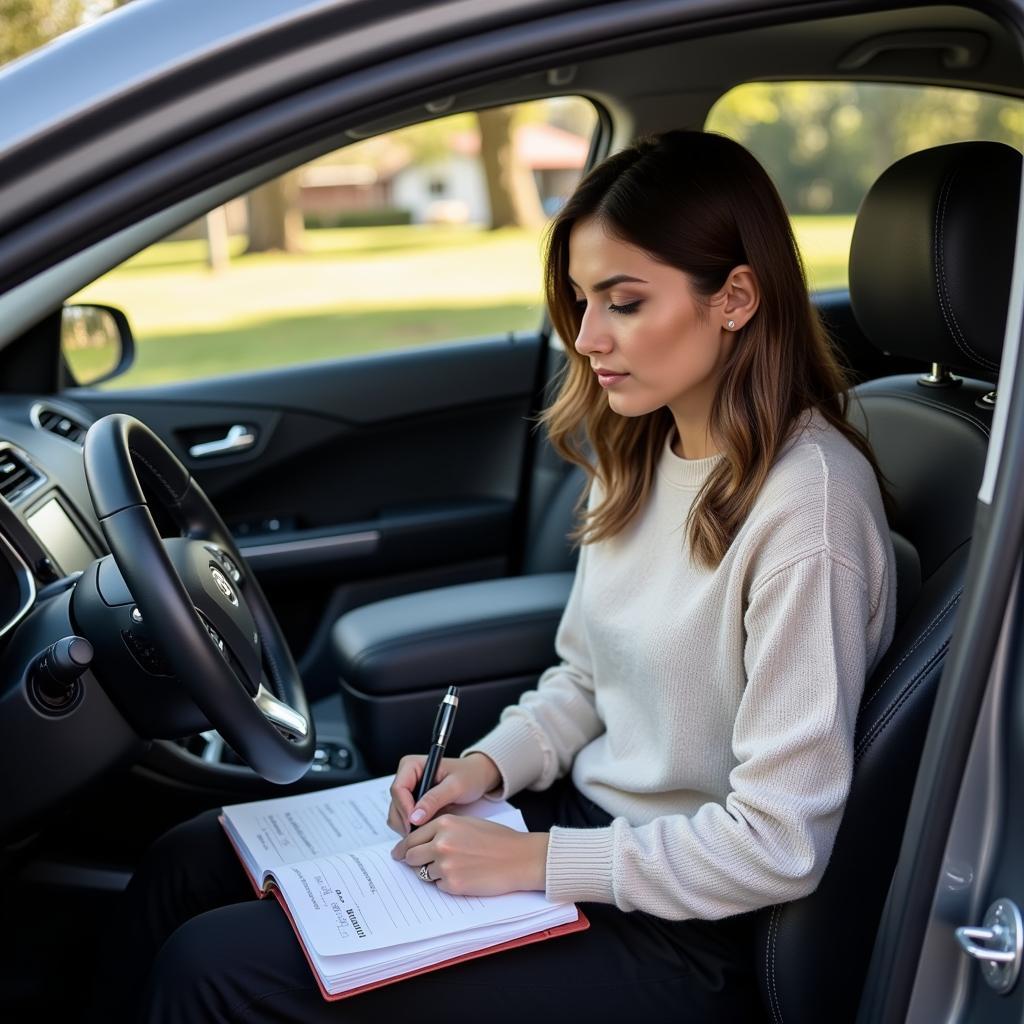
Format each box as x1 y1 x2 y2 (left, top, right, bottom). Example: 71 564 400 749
567 215 744 422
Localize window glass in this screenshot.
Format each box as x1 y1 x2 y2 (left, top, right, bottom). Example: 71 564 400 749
68 97 598 389
705 82 1024 291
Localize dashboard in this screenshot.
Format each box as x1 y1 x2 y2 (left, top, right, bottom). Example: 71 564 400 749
0 396 105 637
0 393 361 840
0 393 160 838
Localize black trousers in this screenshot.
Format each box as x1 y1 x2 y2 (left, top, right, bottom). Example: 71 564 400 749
89 775 768 1023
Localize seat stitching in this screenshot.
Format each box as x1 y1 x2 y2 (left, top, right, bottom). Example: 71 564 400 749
769 903 783 1024
764 905 773 1023
858 390 990 437
857 622 955 758
934 164 999 372
859 590 962 712
934 168 966 364
854 639 949 762
765 903 777 1024
855 629 954 760
897 396 990 435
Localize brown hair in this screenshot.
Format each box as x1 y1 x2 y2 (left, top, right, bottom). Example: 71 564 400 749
537 128 897 571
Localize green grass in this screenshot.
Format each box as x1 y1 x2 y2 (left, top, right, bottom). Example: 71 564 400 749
791 215 856 293
65 303 544 386
68 217 855 390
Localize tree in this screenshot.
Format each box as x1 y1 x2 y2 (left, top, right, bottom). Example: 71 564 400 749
245 171 304 253
477 105 546 230
707 81 1024 215
0 0 88 65
203 207 230 272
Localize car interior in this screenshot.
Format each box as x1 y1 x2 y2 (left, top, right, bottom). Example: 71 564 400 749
1 2 1023 1020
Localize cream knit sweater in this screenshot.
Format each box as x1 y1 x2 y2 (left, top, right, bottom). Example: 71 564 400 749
461 406 897 920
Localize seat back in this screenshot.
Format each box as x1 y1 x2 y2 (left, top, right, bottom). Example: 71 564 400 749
522 460 586 575
753 140 1021 1024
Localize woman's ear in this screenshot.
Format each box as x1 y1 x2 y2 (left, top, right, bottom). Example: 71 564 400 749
720 265 759 330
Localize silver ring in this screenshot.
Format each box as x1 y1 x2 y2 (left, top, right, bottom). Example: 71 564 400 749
418 863 436 883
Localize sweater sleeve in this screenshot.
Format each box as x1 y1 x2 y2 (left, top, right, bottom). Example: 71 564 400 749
544 547 873 919
459 521 605 802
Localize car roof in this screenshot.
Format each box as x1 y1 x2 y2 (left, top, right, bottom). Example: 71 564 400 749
0 0 581 158
1 1 1021 160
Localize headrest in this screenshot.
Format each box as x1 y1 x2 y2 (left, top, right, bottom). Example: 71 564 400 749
849 140 1021 380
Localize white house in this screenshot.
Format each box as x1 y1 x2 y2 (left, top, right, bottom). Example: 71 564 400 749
300 122 590 225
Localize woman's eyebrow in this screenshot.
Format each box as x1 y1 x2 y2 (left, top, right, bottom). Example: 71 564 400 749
567 273 648 292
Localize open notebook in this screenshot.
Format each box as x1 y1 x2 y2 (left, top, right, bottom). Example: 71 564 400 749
219 774 588 1000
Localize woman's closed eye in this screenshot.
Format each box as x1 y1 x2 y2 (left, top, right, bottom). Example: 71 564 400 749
574 299 643 316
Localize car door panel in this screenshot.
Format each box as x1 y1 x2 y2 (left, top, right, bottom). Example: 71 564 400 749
64 331 543 697
901 560 1024 1022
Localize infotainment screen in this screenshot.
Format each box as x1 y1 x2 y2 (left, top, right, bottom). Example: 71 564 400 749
26 497 97 575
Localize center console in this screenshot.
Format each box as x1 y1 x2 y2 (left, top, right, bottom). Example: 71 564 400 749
332 572 573 775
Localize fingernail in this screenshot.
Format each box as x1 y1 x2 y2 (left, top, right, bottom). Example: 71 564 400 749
390 845 401 859
410 808 425 824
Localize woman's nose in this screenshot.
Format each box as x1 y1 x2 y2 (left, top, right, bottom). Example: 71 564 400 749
573 310 611 357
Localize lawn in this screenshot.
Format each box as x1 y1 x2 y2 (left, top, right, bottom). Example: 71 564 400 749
68 217 855 389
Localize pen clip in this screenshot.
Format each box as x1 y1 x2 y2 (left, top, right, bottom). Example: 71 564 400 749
433 689 459 747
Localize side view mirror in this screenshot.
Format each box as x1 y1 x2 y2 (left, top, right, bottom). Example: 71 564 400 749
60 304 135 387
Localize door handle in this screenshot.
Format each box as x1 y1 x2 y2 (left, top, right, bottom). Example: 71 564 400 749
188 424 256 459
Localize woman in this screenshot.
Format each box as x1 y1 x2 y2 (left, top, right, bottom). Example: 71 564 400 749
91 128 898 1023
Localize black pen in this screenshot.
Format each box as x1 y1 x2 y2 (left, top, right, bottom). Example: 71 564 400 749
410 685 460 830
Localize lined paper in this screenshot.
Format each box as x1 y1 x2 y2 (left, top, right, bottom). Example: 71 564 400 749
272 808 569 955
223 774 513 874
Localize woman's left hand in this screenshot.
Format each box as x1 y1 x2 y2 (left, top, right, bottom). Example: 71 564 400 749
389 814 549 896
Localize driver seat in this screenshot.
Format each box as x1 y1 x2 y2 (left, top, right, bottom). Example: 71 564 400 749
749 140 1020 1022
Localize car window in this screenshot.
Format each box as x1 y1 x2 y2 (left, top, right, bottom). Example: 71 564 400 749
66 97 598 389
705 81 1024 291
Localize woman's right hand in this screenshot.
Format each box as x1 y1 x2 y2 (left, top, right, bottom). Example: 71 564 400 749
387 752 502 836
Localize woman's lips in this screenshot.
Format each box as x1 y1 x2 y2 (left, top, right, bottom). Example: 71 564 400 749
596 370 630 388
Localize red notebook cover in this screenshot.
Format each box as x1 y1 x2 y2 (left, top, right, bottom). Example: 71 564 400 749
217 814 590 1002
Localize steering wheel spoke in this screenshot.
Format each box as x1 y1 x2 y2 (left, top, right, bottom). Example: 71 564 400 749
253 682 310 740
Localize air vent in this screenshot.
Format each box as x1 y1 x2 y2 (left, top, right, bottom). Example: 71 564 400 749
0 447 43 504
33 405 88 446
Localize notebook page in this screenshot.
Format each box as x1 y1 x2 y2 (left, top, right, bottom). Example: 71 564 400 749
311 908 579 992
271 807 573 956
222 774 515 877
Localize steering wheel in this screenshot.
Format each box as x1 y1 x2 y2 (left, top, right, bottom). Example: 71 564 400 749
81 414 315 784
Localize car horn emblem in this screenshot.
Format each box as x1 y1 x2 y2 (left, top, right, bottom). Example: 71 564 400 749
211 566 238 606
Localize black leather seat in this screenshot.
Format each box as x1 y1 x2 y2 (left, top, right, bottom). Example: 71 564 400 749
751 139 1020 1023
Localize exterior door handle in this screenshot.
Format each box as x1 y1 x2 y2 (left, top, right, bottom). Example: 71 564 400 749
188 424 256 459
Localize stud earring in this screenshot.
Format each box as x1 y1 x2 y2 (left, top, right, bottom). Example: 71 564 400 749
726 319 736 329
